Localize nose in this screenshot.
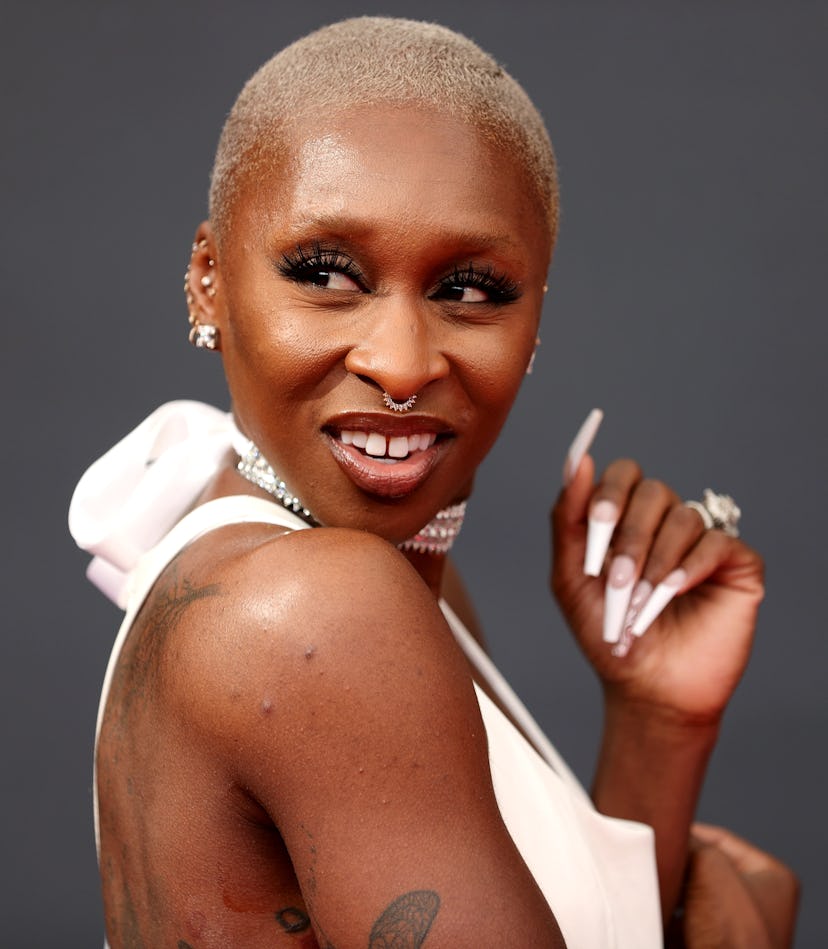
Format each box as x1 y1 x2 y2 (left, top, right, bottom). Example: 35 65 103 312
344 297 450 401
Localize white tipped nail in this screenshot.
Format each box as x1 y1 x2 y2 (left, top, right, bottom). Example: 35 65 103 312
563 408 604 485
603 555 636 643
584 499 618 576
631 569 687 636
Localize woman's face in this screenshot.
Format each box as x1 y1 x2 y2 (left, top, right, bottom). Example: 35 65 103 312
207 103 553 542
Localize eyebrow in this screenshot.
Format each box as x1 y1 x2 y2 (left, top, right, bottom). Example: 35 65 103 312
284 214 521 252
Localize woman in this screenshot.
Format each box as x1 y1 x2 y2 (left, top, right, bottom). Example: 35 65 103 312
69 17 794 948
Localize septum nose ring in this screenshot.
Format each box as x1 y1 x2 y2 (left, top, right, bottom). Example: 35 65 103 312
382 391 418 413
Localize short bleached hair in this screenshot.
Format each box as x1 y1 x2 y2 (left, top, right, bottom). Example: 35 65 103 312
209 17 559 244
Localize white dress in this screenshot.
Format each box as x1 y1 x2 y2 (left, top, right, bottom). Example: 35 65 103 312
70 402 663 949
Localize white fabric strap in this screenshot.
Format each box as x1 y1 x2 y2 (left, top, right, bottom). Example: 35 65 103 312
69 401 247 608
440 600 591 805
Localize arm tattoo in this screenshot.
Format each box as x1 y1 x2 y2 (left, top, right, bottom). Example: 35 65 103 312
369 891 441 949
275 906 311 933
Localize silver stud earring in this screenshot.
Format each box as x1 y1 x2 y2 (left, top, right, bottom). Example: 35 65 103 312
189 324 220 350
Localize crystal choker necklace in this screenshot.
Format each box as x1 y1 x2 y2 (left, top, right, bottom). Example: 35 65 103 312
236 439 466 555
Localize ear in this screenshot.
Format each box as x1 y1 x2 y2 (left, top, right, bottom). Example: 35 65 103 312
185 221 224 351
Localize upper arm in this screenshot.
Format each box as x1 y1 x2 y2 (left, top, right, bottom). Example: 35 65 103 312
177 528 564 948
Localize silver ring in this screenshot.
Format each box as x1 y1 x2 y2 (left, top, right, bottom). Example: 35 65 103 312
685 489 741 537
382 391 418 413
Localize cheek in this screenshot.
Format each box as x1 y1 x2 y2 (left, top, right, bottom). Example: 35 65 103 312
459 327 536 410
225 303 343 396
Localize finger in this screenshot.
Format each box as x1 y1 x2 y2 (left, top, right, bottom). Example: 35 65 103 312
584 459 643 577
602 479 679 643
623 504 706 637
550 452 596 592
631 530 740 637
553 407 602 536
639 503 707 586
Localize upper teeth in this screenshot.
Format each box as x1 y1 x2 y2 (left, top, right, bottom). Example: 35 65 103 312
339 430 437 459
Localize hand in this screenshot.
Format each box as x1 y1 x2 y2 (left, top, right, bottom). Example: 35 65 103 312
551 414 764 725
670 823 799 949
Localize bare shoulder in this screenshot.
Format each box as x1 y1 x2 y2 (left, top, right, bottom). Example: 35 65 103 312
124 524 564 946
158 524 481 782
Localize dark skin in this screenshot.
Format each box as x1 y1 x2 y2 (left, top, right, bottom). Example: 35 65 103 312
97 103 774 946
98 105 563 948
98 512 561 947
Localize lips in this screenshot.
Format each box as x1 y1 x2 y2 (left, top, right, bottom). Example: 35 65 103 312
323 413 451 498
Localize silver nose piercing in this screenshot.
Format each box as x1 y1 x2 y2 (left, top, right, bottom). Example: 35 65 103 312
382 391 418 413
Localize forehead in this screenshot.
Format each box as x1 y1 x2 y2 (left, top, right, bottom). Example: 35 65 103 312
232 103 551 260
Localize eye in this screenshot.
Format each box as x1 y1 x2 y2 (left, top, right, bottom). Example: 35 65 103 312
278 244 366 293
440 284 489 303
305 269 361 292
433 264 520 305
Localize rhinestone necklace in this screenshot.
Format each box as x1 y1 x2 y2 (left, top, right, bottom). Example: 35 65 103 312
236 439 466 555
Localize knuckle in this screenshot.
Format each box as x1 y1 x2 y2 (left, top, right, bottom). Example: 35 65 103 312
613 523 647 552
604 457 642 486
671 504 706 532
642 553 671 580
636 478 671 504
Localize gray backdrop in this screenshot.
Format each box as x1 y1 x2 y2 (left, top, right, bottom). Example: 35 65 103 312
2 1 825 945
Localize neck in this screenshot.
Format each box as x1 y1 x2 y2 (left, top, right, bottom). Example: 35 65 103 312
402 547 447 598
235 437 467 572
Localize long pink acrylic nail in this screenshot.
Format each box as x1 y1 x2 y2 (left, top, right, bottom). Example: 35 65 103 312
563 408 603 485
603 555 636 643
631 569 687 636
584 499 618 576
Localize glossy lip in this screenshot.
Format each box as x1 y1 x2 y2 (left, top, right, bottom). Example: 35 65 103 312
324 411 454 438
322 412 454 499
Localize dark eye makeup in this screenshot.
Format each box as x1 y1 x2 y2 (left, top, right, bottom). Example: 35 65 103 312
434 264 520 304
278 243 366 290
277 242 520 304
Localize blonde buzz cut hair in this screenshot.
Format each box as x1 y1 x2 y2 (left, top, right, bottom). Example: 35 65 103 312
209 17 559 243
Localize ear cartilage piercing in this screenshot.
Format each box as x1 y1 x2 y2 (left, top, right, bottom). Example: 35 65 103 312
185 239 219 349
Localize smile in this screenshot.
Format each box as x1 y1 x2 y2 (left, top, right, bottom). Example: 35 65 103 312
338 429 438 461
323 417 451 498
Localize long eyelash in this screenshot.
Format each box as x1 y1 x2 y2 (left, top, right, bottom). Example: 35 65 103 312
443 264 520 303
277 242 364 284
